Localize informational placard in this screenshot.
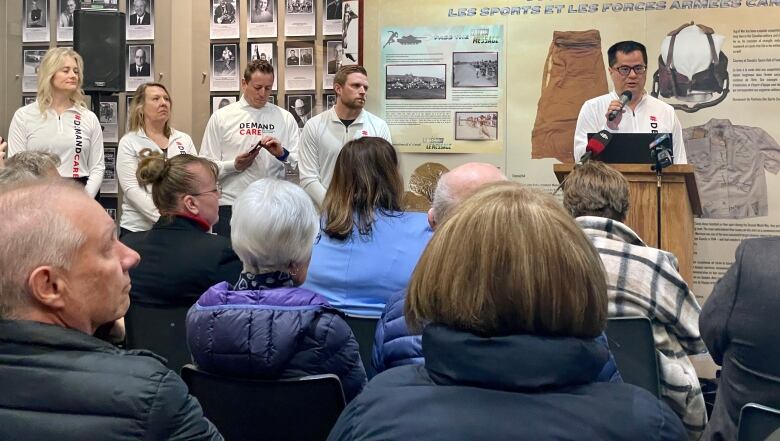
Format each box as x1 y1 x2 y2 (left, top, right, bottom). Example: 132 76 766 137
284 0 315 37
286 93 314 128
126 0 154 40
247 0 277 38
23 0 50 42
380 25 504 154
284 41 315 91
22 48 48 93
323 40 343 89
126 44 154 92
210 0 239 39
56 0 80 42
211 95 238 113
247 42 278 89
322 0 342 35
98 97 119 143
101 147 118 194
210 43 239 91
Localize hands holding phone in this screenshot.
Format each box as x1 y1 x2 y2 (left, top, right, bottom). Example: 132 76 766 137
0 136 7 167
234 135 284 172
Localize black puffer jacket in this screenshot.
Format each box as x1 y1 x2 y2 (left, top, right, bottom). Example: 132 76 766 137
0 320 223 441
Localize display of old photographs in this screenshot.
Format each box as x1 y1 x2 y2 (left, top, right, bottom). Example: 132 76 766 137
455 112 498 141
284 0 315 37
211 43 239 91
211 95 238 114
248 42 278 90
102 146 118 194
126 44 154 92
126 0 155 41
323 40 345 89
57 0 81 42
285 42 315 91
452 52 498 88
211 0 239 39
286 93 314 129
247 0 277 38
23 95 37 106
23 47 48 93
23 0 50 42
125 95 134 133
322 0 342 35
99 96 120 143
341 0 360 64
323 92 336 110
386 64 447 100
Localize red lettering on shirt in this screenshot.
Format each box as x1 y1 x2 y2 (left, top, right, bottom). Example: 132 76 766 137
239 128 264 136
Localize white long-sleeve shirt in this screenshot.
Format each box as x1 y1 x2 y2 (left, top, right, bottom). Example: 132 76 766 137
200 97 300 205
298 107 391 207
117 129 197 232
573 91 687 164
8 101 105 196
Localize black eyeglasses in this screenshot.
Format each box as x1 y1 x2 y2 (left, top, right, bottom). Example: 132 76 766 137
191 183 222 197
613 65 647 76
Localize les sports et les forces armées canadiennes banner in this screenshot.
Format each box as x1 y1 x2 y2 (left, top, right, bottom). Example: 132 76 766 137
378 0 780 301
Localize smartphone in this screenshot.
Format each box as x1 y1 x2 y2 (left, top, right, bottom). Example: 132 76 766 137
248 139 264 154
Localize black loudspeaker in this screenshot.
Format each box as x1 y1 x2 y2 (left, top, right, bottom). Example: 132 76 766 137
74 10 126 92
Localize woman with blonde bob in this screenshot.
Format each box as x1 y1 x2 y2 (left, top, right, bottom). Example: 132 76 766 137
8 48 105 197
328 182 687 441
117 82 197 235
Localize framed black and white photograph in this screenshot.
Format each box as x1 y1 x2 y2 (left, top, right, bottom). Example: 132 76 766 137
285 42 316 90
248 42 277 90
455 112 498 141
341 0 360 64
23 0 50 42
386 64 447 100
322 0 342 35
323 40 344 89
99 98 120 143
23 48 47 93
211 0 239 39
210 43 239 91
286 94 314 128
57 0 80 42
126 44 154 92
101 147 118 194
126 0 155 41
23 96 37 106
125 95 134 133
452 52 498 88
268 94 276 105
247 0 276 38
210 95 238 114
284 0 315 36
323 92 336 110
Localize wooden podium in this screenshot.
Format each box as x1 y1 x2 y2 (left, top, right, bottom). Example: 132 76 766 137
554 164 701 286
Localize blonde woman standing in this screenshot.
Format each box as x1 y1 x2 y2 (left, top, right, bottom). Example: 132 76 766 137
117 83 197 235
7 48 104 197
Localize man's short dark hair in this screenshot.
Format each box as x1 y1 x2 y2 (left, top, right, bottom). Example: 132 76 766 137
243 59 274 81
607 41 648 67
334 65 367 87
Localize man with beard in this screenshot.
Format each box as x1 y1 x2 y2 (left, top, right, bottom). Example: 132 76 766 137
298 65 391 208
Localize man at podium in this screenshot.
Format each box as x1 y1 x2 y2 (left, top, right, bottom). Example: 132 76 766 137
573 41 686 164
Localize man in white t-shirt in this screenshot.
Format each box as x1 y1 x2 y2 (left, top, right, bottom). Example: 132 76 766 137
298 65 391 207
573 41 687 164
201 59 299 237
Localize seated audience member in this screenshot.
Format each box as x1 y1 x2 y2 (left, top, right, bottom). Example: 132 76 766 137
0 180 222 441
699 237 780 441
563 160 707 439
0 151 61 185
121 150 242 307
372 163 621 383
302 137 432 317
187 179 366 402
328 182 687 441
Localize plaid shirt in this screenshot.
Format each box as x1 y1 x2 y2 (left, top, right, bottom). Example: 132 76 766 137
577 216 708 439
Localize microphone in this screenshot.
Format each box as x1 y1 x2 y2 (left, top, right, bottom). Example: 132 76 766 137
580 130 612 163
607 91 633 121
648 133 670 149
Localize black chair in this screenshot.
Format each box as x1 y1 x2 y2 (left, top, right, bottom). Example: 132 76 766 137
124 303 192 372
604 316 660 398
344 315 379 378
738 403 780 441
181 364 345 441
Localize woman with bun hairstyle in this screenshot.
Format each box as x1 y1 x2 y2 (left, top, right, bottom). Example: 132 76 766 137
121 149 241 308
7 47 104 197
117 82 197 235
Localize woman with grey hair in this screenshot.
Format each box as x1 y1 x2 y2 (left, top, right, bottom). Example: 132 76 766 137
186 178 367 402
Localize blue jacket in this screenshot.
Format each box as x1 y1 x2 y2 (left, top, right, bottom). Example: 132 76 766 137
302 210 432 317
373 290 623 383
330 325 687 441
186 283 367 402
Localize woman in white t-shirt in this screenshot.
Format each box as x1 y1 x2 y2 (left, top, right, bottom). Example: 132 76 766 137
7 48 105 197
117 82 197 235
